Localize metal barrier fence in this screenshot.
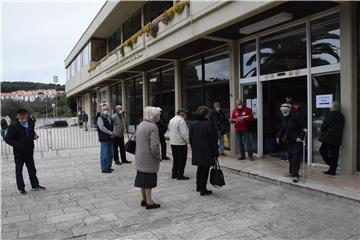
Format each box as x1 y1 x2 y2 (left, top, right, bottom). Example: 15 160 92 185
1 126 99 158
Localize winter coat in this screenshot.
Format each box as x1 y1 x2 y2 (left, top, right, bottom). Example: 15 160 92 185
319 111 345 146
276 108 306 144
4 120 36 159
231 106 254 132
157 115 168 136
112 112 125 137
208 108 228 134
168 115 189 145
190 117 219 167
135 120 161 173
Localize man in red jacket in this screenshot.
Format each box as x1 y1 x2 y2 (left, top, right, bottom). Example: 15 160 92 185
231 99 254 161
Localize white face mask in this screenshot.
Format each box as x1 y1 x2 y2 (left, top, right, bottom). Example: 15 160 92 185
215 107 220 111
103 111 109 116
237 105 243 109
282 112 290 117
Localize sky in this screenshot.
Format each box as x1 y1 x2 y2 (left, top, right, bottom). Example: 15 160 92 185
1 0 106 85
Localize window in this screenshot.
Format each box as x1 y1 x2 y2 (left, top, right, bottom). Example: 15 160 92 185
126 78 143 127
311 13 340 67
240 40 257 78
123 11 142 42
260 24 307 75
111 83 122 109
82 42 90 66
91 39 107 62
144 1 173 24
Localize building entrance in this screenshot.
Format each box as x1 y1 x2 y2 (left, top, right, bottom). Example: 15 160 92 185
262 76 307 157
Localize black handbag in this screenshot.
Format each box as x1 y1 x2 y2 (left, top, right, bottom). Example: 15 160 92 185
210 158 225 188
125 134 136 154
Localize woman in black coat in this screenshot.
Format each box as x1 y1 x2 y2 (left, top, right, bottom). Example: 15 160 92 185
190 106 219 196
319 102 345 175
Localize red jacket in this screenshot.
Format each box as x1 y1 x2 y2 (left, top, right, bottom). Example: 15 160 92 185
231 106 254 132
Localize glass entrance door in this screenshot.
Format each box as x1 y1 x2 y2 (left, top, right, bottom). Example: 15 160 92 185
311 72 340 164
241 83 258 153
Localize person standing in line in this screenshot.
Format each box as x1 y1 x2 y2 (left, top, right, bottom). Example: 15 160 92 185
157 110 170 160
97 105 115 173
134 106 162 209
168 108 190 180
276 103 306 183
231 99 255 161
319 102 345 176
208 101 228 156
82 111 89 131
1 118 9 138
190 106 219 196
112 105 131 165
4 109 46 194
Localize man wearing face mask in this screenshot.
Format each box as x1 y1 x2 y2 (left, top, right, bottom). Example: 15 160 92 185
4 109 46 195
112 105 131 165
208 102 228 156
231 99 255 161
276 103 306 183
97 104 115 173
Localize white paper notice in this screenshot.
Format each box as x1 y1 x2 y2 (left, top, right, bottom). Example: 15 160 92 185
252 98 257 119
316 94 333 108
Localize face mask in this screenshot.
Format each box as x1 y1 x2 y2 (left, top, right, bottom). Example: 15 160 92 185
103 111 109 116
215 107 220 111
282 112 290 117
237 105 243 110
19 119 27 124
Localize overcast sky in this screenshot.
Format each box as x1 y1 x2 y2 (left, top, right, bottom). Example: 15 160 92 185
1 0 106 85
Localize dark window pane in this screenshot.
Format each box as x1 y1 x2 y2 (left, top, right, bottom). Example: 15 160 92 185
144 1 173 24
311 13 340 67
123 11 141 41
240 40 257 78
91 39 107 61
260 24 307 75
126 79 143 127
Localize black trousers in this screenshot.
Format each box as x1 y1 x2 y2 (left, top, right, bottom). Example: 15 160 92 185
15 156 39 191
287 142 302 178
113 136 127 163
319 143 340 173
196 166 210 191
159 134 167 159
171 145 187 177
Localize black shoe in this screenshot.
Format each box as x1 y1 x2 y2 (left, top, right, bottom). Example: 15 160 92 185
293 177 299 183
171 174 177 179
102 170 111 173
238 156 246 160
122 160 132 164
162 157 170 160
141 200 146 207
19 189 27 195
146 203 161 209
200 190 213 196
114 161 122 165
32 185 46 191
110 168 114 171
220 153 227 156
177 175 190 180
323 171 336 176
196 186 200 192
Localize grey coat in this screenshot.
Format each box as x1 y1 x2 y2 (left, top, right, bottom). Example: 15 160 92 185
112 113 125 137
135 120 161 173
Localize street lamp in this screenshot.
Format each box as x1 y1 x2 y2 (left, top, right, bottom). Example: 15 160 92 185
52 103 56 122
53 75 58 119
38 92 48 125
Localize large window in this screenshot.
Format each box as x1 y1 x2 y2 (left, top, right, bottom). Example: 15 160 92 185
126 78 143 128
311 13 340 67
108 27 122 52
91 39 107 62
260 24 307 75
148 68 175 121
144 1 173 24
123 11 142 42
111 83 122 110
240 40 257 78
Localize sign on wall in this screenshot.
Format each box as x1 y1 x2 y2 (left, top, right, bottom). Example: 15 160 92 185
316 94 333 108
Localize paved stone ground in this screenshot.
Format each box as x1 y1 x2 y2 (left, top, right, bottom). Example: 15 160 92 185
1 148 359 240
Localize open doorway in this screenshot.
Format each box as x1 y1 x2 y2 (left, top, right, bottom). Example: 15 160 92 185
262 76 307 158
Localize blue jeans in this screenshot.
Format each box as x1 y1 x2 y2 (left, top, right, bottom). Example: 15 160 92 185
236 131 253 157
100 142 113 171
218 131 225 154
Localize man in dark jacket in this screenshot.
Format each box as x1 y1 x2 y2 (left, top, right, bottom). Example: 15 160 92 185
208 102 228 156
190 106 219 196
4 109 46 194
157 110 170 160
319 102 345 176
276 103 306 183
82 111 89 131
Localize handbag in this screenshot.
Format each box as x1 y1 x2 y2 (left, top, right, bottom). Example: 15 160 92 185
125 134 136 154
210 158 225 188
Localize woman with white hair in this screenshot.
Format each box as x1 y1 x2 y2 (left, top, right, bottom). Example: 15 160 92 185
134 106 162 209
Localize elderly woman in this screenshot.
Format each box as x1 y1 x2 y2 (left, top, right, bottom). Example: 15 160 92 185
190 106 219 196
135 106 162 209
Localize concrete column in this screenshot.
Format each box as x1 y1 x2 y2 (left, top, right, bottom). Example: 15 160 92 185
340 2 358 174
174 60 182 111
121 81 127 112
229 41 240 155
142 72 149 110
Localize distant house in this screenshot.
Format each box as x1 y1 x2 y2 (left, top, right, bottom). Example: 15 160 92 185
0 89 65 102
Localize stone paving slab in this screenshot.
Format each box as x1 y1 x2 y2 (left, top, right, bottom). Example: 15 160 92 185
1 147 360 240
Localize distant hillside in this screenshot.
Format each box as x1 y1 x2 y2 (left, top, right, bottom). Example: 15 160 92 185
0 81 65 93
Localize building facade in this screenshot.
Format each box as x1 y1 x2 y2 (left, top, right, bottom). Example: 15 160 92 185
65 1 359 174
